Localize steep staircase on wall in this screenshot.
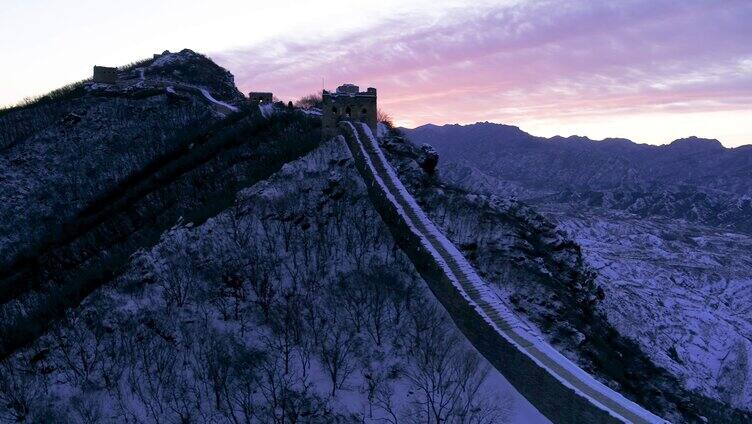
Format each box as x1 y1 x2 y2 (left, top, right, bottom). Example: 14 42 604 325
339 121 669 424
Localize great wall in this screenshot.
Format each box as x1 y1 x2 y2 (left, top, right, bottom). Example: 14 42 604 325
338 120 669 424
78 66 679 421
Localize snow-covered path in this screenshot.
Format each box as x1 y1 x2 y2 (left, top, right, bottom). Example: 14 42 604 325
340 121 668 424
198 88 238 114
127 64 237 115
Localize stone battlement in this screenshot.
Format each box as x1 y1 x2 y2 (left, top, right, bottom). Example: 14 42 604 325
93 66 117 84
249 92 273 104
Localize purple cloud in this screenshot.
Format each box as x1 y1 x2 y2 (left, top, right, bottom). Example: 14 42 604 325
212 0 752 143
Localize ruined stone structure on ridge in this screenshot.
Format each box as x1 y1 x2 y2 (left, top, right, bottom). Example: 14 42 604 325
93 66 118 84
321 84 377 140
249 92 273 104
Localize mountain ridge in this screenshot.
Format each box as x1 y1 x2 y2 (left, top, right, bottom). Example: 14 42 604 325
401 121 752 233
404 121 745 150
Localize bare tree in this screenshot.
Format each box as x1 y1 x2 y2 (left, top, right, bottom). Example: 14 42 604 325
0 360 47 423
256 342 333 423
155 241 201 311
374 383 401 424
362 271 393 347
70 395 102 424
336 274 367 333
125 330 179 422
225 344 265 424
402 306 511 424
266 289 306 375
314 296 362 396
294 93 323 109
377 109 394 128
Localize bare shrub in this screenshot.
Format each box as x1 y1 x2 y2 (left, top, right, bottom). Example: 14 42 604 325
377 108 394 128
294 93 323 109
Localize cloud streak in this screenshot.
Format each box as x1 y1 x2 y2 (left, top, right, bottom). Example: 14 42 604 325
213 0 752 146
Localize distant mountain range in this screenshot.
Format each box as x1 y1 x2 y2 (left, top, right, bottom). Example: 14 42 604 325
402 122 752 233
402 122 752 414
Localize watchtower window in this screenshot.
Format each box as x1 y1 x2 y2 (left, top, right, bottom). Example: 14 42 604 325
332 106 338 114
345 106 352 117
361 108 367 115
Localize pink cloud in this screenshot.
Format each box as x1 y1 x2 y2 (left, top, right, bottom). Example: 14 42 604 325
212 0 752 141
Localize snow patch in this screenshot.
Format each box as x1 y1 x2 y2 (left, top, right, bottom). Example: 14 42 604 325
258 103 274 118
150 52 184 68
199 88 238 113
299 107 322 116
377 122 389 138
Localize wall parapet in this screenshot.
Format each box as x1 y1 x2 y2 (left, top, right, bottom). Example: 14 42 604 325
338 121 668 424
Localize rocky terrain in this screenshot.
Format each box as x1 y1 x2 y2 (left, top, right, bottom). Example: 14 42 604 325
404 122 752 417
549 206 752 410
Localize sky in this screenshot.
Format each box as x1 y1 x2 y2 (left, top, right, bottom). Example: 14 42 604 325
2 0 751 146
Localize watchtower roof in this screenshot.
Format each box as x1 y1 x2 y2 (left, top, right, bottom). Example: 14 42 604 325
336 84 360 94
325 84 377 98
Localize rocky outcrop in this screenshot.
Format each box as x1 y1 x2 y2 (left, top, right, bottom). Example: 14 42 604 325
418 143 438 174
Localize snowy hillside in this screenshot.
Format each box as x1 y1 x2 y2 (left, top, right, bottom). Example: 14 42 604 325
551 207 752 411
0 49 244 262
403 123 752 234
404 122 752 419
0 53 323 366
0 136 538 423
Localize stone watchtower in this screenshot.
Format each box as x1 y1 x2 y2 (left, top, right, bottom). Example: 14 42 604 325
248 92 273 104
93 66 118 84
322 84 377 140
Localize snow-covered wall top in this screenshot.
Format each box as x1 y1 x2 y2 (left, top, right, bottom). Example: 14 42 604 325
339 121 669 424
